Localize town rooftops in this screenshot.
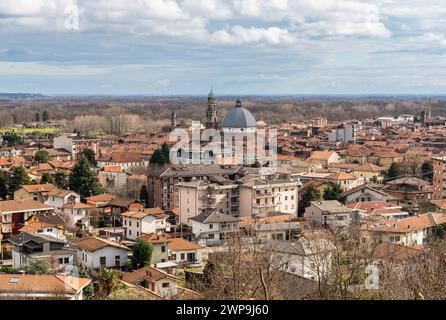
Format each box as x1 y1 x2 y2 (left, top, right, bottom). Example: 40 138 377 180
138 232 171 244
189 211 240 224
75 236 130 252
43 188 77 198
155 164 243 178
121 207 166 219
85 193 114 203
354 162 384 172
241 178 298 188
385 176 429 187
310 200 353 213
326 172 356 181
362 212 446 233
341 184 391 198
309 150 337 160
373 242 423 262
0 274 91 295
0 199 53 213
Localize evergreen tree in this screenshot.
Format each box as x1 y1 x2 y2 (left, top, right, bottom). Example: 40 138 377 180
150 148 166 165
42 110 49 121
55 170 69 189
131 240 153 269
298 185 321 216
387 162 403 180
41 172 55 184
69 156 102 198
80 148 97 166
0 170 9 200
34 150 49 163
323 182 345 202
421 161 433 182
26 259 50 275
139 185 149 208
9 166 31 198
34 112 40 122
161 143 170 164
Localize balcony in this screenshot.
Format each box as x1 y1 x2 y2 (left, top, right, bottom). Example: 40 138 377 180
253 202 276 208
255 192 274 198
199 194 216 200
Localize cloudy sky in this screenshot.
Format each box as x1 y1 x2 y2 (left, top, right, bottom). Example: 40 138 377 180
0 0 445 95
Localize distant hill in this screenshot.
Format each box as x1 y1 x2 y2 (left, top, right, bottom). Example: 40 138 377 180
0 93 45 99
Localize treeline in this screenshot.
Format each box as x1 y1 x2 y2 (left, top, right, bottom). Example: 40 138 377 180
0 96 445 131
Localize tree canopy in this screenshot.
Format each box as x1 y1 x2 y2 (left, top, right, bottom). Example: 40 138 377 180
9 166 31 198
55 170 69 189
41 172 55 184
298 185 321 215
131 240 153 270
387 162 403 180
323 182 345 202
80 148 97 166
69 156 103 198
34 149 49 163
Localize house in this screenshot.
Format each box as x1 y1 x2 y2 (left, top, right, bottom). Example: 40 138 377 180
167 238 203 265
19 216 65 240
98 165 128 192
9 232 76 270
121 266 181 299
372 242 423 263
97 152 149 172
14 183 58 201
239 212 301 243
189 211 240 246
0 274 91 300
75 236 130 270
0 199 54 238
265 238 335 280
121 207 170 240
138 233 170 264
326 172 362 191
53 133 99 161
307 151 341 169
352 162 384 182
361 212 446 246
384 177 432 205
43 189 80 213
304 200 359 230
342 184 398 205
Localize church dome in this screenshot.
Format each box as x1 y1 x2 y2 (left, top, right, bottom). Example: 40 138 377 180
220 99 257 129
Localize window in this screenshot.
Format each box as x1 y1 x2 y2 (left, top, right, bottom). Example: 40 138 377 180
137 231 140 237
180 253 185 260
129 221 132 227
115 255 121 267
208 234 215 239
162 282 170 288
137 222 139 228
161 245 166 253
100 256 106 267
209 224 213 229
129 230 132 236
124 220 127 226
58 258 63 264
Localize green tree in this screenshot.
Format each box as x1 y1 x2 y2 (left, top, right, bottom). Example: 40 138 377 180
34 112 40 122
42 110 50 122
2 132 21 147
131 240 153 269
421 161 433 182
41 172 55 184
433 222 446 238
98 268 120 298
26 259 50 275
9 166 31 198
298 185 321 216
387 162 403 180
34 150 49 163
139 185 149 208
149 148 166 165
161 143 170 164
69 156 102 198
323 182 345 202
55 170 69 189
80 148 97 166
0 170 9 200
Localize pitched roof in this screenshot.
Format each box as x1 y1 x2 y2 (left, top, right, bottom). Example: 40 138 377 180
20 184 57 193
354 162 383 172
189 211 240 224
85 193 114 203
75 236 130 252
309 151 337 160
167 238 201 251
341 184 390 197
310 200 353 213
362 212 446 233
326 172 356 181
0 199 53 213
373 242 423 262
0 275 91 294
121 207 166 219
121 266 179 284
138 232 171 244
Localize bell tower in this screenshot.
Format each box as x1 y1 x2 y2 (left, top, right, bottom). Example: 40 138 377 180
206 89 218 129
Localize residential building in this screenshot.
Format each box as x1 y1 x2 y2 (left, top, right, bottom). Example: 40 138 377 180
53 133 99 161
138 232 170 264
307 151 342 169
327 123 358 143
239 178 299 217
189 211 240 246
384 177 432 205
304 200 359 230
433 156 446 200
75 236 130 270
342 184 398 204
121 207 170 240
14 184 58 201
167 238 203 265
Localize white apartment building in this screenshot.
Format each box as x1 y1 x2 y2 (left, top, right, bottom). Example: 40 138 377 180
121 208 170 240
189 211 240 246
327 123 359 143
304 200 358 230
239 179 299 217
178 180 239 224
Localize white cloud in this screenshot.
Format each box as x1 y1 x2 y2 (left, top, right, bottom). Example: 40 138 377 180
212 26 295 45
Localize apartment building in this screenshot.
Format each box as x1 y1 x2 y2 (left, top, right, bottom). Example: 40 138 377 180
239 178 299 217
147 165 246 211
177 179 239 224
53 133 100 161
433 156 446 200
327 122 359 143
